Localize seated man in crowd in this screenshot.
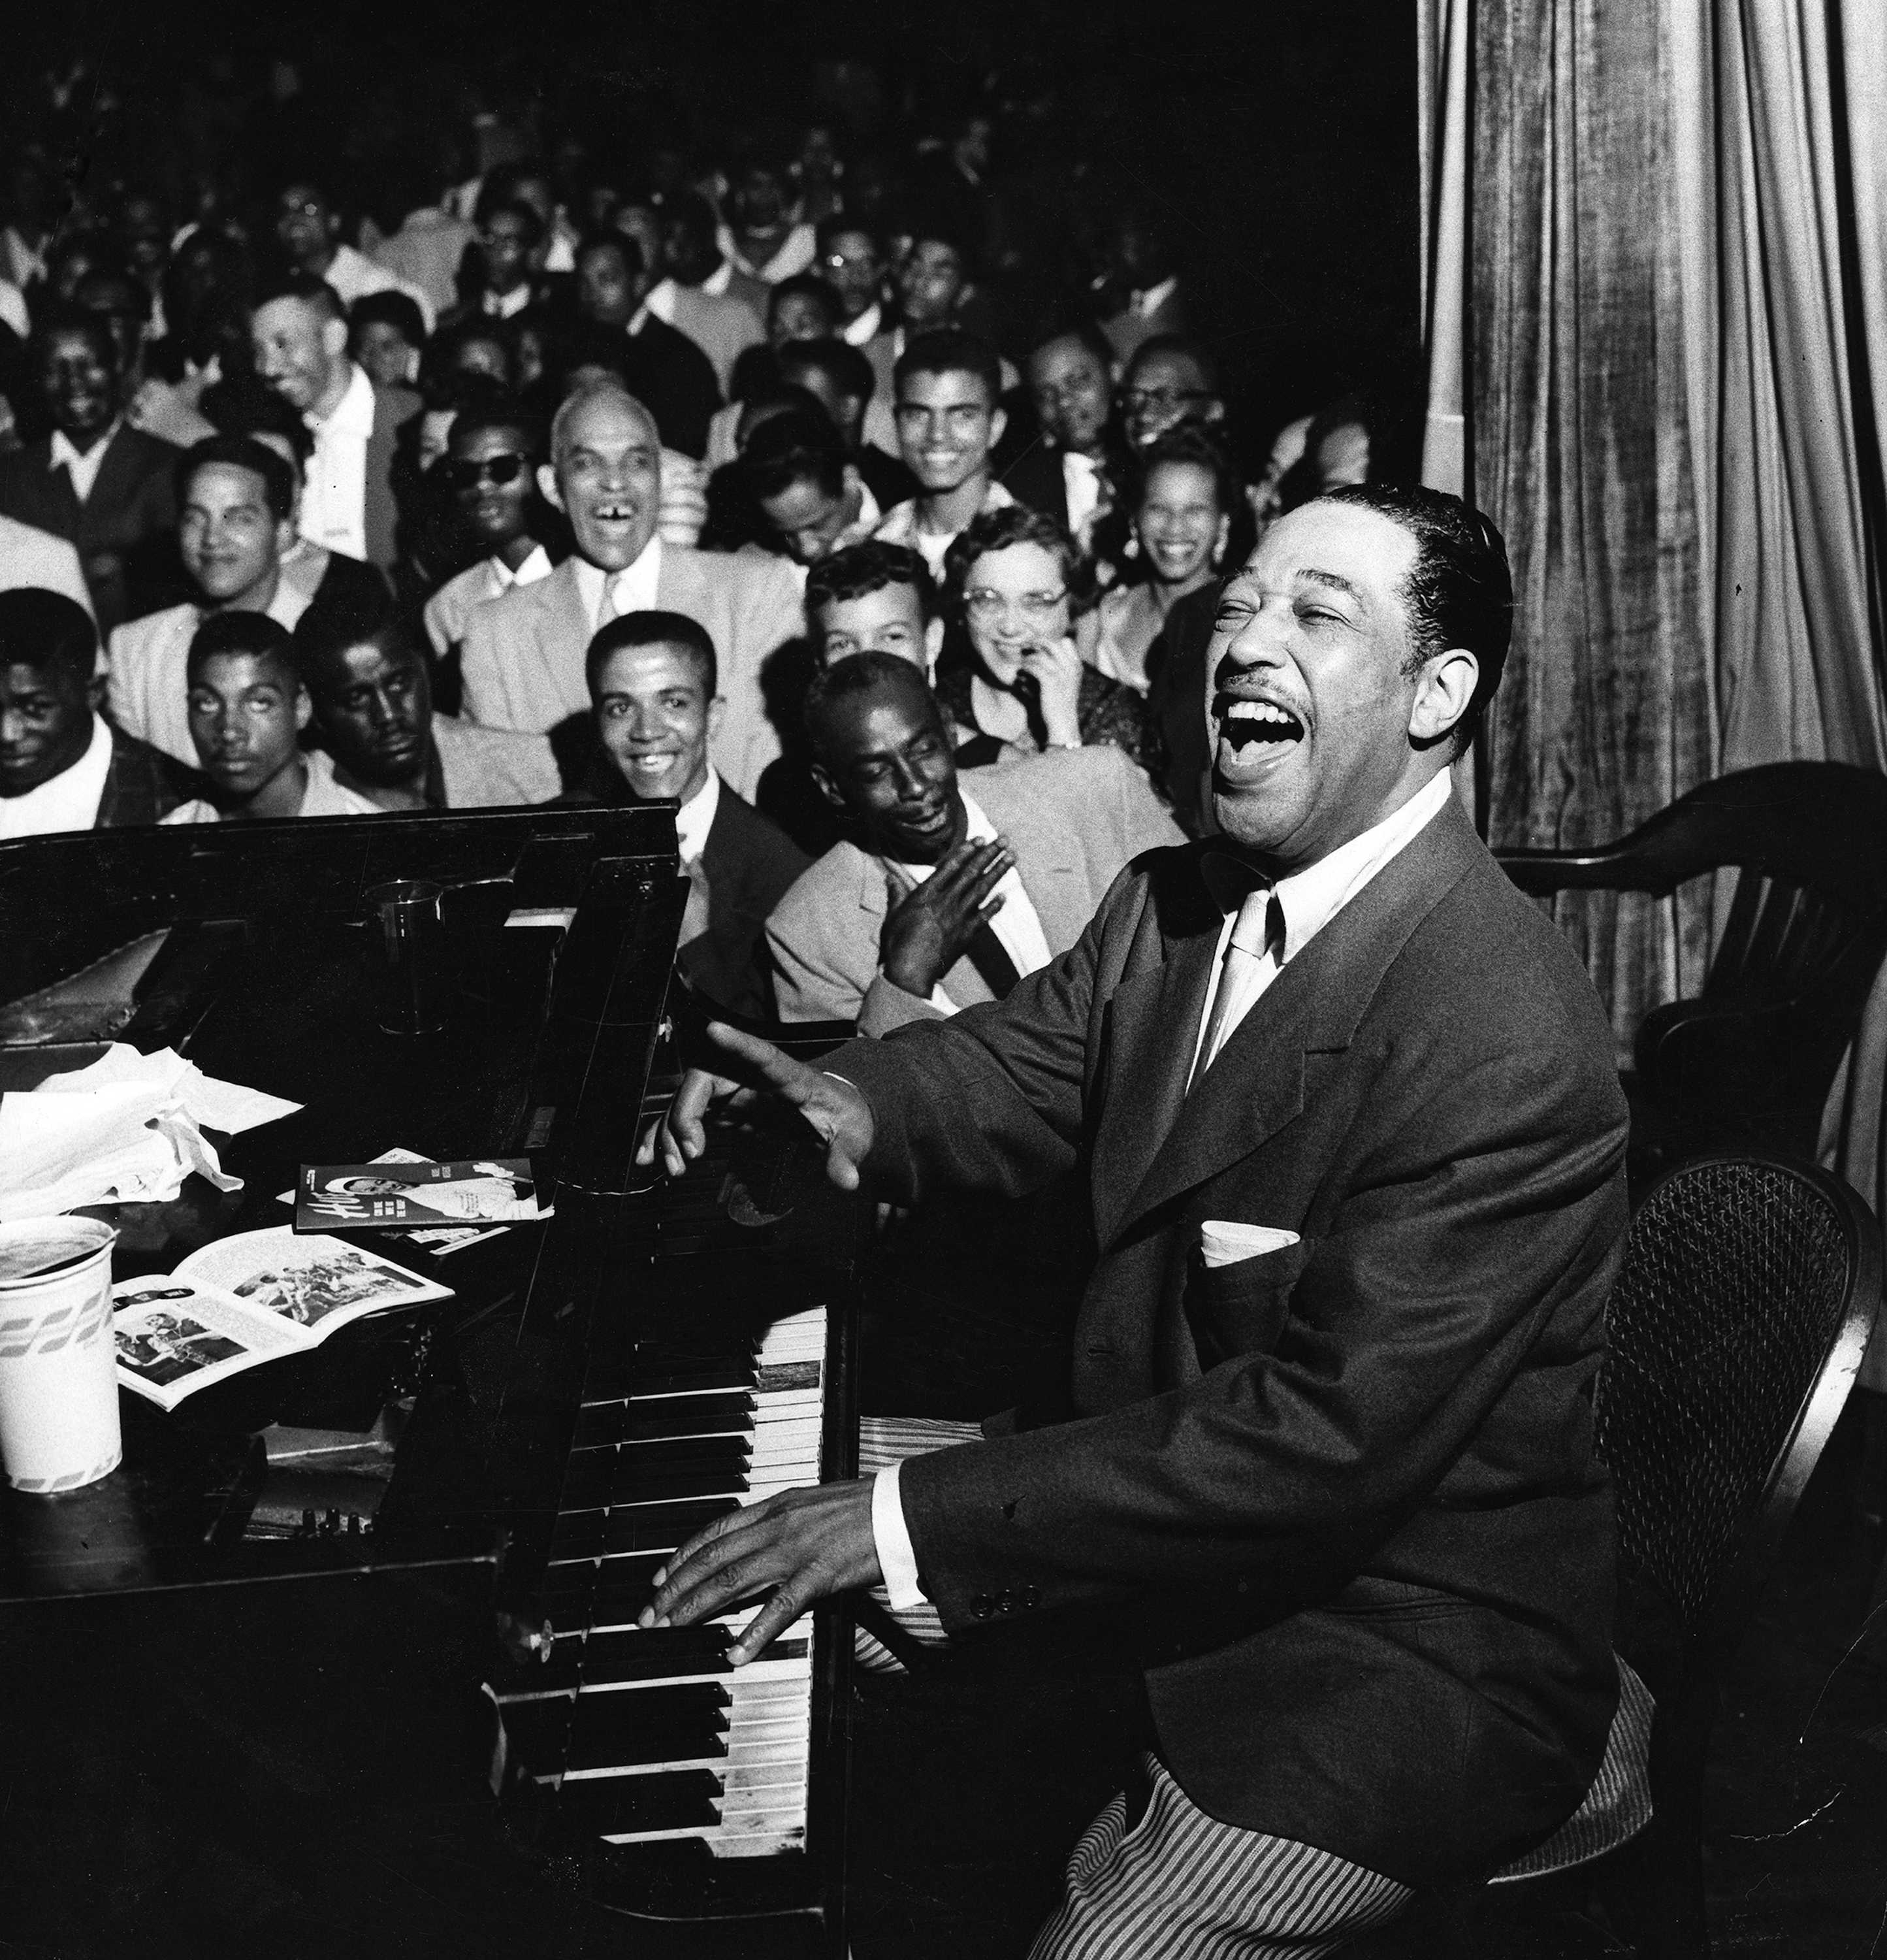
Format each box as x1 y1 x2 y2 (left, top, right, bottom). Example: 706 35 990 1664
573 233 721 462
449 196 550 325
163 612 379 822
1119 333 1227 452
639 191 764 396
459 382 802 799
875 329 1014 580
741 409 882 572
349 289 428 391
766 650 1180 1032
643 486 1632 1959
816 217 887 350
251 270 420 573
775 336 911 506
564 609 808 1019
421 395 555 664
658 191 771 344
0 313 182 634
108 434 307 766
274 176 434 330
0 587 200 836
1005 323 1126 559
805 539 943 679
1097 202 1189 364
295 599 557 811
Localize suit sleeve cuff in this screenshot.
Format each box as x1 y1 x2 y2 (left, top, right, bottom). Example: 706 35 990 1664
871 1461 928 1610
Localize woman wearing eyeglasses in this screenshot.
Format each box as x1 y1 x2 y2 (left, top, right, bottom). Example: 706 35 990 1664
936 504 1161 777
1092 426 1236 696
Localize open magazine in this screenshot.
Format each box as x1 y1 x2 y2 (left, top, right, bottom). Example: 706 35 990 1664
112 1225 452 1411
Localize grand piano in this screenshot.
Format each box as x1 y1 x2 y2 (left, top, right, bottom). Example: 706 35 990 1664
0 807 860 1959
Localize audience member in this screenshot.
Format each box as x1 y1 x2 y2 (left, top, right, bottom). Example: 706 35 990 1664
163 612 380 821
641 199 765 395
1118 333 1225 451
936 502 1159 774
719 148 817 285
1097 203 1188 365
455 197 549 323
459 383 801 797
875 329 1013 579
573 234 721 461
0 313 182 633
251 270 421 570
274 177 434 331
816 218 887 348
108 434 308 765
660 191 771 335
295 600 558 811
368 163 477 323
0 587 199 835
565 609 809 1018
422 395 555 663
1091 424 1234 694
765 651 1179 1030
766 274 843 348
805 540 944 678
741 409 882 570
776 337 910 504
75 260 154 395
349 289 428 391
1005 323 1125 555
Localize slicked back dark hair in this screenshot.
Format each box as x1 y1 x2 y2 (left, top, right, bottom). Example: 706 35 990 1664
1320 482 1513 753
893 327 1001 406
292 586 412 689
769 274 842 333
1027 319 1116 378
586 609 718 701
0 588 97 685
178 434 297 523
254 269 346 323
805 540 937 624
448 391 545 460
801 649 941 759
740 408 849 504
187 609 298 683
778 336 875 405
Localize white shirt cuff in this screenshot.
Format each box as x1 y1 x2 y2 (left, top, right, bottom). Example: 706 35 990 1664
871 1460 927 1610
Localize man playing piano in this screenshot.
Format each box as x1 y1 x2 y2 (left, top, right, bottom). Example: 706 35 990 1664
641 485 1632 1956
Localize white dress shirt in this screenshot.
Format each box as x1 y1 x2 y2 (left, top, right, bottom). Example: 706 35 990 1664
674 768 719 867
871 764 1455 1610
1131 274 1179 319
162 747 383 824
0 713 113 838
843 301 882 347
300 363 376 561
50 423 122 504
1061 451 1104 544
700 261 734 299
875 480 1015 581
482 283 533 320
0 277 30 342
642 278 679 326
572 538 663 636
884 787 1053 1015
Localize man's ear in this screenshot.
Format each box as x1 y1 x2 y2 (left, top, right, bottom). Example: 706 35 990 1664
988 404 1007 451
87 673 106 713
1201 397 1226 427
321 316 349 365
706 694 726 741
810 758 847 811
294 685 314 733
1408 647 1478 747
274 518 297 561
538 461 566 512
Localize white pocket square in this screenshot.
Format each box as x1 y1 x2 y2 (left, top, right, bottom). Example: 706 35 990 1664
1200 1220 1300 1269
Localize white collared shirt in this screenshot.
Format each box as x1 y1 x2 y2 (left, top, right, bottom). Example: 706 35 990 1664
643 277 679 325
163 747 384 825
885 786 1052 1014
1131 274 1179 319
1062 451 1103 542
674 768 720 868
871 764 1455 1612
51 423 121 504
875 480 1014 581
0 713 112 838
482 283 533 320
491 544 553 595
843 301 882 347
572 537 663 636
700 260 733 298
300 363 376 561
1189 766 1455 1078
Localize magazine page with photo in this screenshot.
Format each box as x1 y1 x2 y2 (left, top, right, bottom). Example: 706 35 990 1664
112 1278 309 1411
294 1157 550 1233
174 1227 453 1329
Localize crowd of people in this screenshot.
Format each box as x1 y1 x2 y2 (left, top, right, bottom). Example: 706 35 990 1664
0 86 1403 1028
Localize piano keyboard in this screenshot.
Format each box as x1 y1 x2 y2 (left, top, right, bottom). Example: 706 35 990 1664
496 1305 831 1858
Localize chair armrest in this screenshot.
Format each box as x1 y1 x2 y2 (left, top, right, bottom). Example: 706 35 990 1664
1496 845 1680 898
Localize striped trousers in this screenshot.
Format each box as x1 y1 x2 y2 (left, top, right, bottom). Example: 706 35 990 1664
856 1418 1416 1958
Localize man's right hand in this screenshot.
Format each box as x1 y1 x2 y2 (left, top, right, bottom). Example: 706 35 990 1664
636 1023 876 1190
878 837 1014 998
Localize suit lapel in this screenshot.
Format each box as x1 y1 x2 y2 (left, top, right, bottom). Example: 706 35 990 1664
545 560 591 717
35 443 82 537
1103 798 1485 1247
82 430 138 535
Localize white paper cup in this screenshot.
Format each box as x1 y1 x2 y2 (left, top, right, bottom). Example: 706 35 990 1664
0 1217 121 1493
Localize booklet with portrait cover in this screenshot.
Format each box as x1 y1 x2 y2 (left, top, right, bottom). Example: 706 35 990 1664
112 1226 453 1411
293 1156 549 1235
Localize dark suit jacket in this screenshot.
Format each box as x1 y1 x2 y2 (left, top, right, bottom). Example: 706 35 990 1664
1144 580 1219 826
363 380 422 570
619 314 722 463
0 426 184 633
560 772 809 1020
831 798 1630 1885
96 723 202 827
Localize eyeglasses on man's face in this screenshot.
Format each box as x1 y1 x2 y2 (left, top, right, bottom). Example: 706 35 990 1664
444 453 529 491
1120 385 1210 415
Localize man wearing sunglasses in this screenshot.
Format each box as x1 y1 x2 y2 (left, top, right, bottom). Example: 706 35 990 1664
423 398 556 670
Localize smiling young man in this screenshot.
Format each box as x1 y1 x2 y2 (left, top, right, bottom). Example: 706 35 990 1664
0 587 199 836
874 329 1014 580
457 382 803 798
106 435 308 767
1004 325 1124 553
764 651 1178 1032
643 485 1635 1959
564 609 807 1019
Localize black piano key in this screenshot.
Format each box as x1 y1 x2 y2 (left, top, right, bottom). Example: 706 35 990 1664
564 1687 731 1767
609 1464 751 1505
582 1350 757 1401
601 1497 737 1554
558 1451 616 1511
493 1638 586 1697
573 1397 756 1449
605 1433 751 1471
550 1511 608 1560
496 1695 575 1763
583 1629 811 1684
555 1768 725 1833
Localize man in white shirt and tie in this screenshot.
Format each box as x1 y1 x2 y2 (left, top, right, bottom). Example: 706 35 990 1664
250 272 421 573
641 485 1632 1960
764 651 1180 1032
1005 325 1124 558
457 384 803 798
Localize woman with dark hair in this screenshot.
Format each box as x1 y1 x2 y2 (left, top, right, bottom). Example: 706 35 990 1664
937 503 1160 776
1093 424 1236 695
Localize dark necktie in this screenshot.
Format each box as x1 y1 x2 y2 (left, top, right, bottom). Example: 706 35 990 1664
964 918 1021 999
1009 668 1052 752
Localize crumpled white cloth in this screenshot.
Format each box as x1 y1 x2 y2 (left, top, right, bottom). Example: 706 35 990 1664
0 1046 301 1222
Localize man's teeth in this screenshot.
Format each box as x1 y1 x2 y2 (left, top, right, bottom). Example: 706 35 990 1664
1221 700 1304 744
596 504 633 519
